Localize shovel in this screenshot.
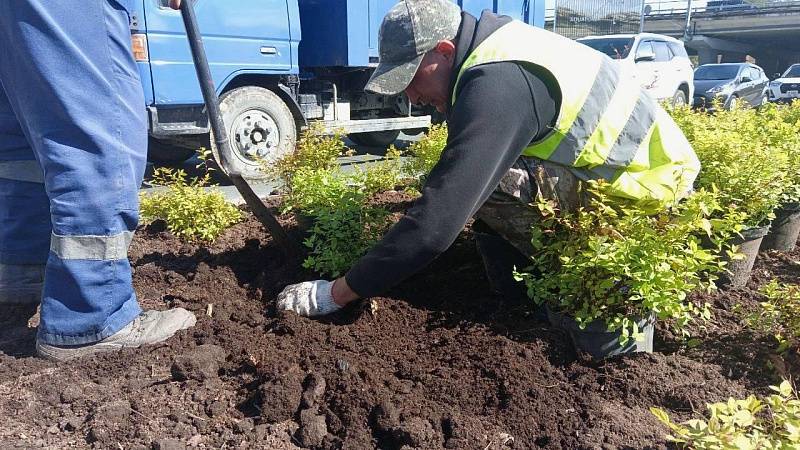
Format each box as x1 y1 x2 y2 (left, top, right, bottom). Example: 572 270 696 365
178 1 302 261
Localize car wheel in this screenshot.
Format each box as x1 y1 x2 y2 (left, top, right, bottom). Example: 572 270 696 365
671 90 687 107
727 95 739 110
760 94 769 107
212 86 296 180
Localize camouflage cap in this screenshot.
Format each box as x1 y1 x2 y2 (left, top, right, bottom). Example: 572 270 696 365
364 0 462 96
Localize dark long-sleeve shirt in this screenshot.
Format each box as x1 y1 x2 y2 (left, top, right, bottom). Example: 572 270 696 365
345 11 560 297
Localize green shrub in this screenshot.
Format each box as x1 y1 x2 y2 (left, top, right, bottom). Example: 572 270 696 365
284 166 354 214
668 105 789 228
651 380 800 449
354 146 405 196
272 124 398 276
402 124 448 183
765 101 800 206
515 183 744 344
743 280 800 353
283 164 392 276
302 197 390 277
271 123 349 185
140 168 241 242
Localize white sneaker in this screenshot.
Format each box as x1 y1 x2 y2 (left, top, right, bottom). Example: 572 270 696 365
36 308 196 362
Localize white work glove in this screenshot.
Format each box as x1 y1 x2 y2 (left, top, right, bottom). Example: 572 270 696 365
277 280 342 317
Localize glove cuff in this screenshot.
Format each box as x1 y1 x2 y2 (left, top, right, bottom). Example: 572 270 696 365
313 280 341 315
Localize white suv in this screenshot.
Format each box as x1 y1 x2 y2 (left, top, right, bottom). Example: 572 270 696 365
577 33 695 106
768 64 800 103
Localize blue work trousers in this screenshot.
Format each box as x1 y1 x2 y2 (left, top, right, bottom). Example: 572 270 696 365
0 0 146 345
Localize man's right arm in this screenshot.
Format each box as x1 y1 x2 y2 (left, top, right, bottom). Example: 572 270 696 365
344 62 556 298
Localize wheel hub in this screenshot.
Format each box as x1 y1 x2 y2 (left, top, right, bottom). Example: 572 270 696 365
231 110 280 161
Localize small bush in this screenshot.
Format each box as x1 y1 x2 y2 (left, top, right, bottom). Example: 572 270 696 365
744 280 800 353
140 168 241 242
271 123 349 185
356 146 405 196
765 101 800 206
651 380 800 449
302 197 390 278
402 124 448 183
668 104 789 228
515 183 744 344
272 124 397 276
284 166 354 214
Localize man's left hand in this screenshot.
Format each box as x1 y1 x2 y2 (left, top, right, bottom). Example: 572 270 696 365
169 0 181 10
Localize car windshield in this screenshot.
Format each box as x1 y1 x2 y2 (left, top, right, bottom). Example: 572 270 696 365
784 66 800 78
694 65 740 81
578 38 634 59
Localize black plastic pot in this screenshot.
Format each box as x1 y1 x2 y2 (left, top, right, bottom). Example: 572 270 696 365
719 224 770 289
295 213 314 231
761 203 800 252
546 306 654 360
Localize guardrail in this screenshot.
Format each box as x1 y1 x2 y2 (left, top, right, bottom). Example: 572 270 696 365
544 0 800 21
644 0 800 16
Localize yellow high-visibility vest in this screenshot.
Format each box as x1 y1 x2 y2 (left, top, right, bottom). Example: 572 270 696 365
453 21 700 207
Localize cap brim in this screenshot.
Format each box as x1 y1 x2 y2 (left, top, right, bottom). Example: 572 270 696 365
364 54 425 96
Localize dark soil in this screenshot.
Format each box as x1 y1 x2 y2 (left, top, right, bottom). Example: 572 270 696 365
1 194 798 449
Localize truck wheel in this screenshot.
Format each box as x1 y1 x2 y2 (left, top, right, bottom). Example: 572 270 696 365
348 130 401 148
147 137 197 164
213 86 296 180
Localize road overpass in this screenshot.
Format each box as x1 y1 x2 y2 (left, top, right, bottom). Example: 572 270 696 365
642 1 800 74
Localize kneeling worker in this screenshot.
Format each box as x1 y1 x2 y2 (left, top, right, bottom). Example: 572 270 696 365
277 0 700 315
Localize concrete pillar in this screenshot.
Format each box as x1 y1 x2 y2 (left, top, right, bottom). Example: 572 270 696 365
697 48 719 65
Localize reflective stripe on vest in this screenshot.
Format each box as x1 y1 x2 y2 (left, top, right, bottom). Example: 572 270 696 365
453 21 700 206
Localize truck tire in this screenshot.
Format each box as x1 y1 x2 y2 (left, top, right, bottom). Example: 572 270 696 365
212 86 296 180
348 130 401 148
147 137 197 164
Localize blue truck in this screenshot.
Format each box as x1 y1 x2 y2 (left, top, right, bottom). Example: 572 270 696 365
130 0 545 177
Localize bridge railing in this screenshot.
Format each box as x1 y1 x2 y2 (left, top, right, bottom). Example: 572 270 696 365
544 1 800 23
642 0 800 17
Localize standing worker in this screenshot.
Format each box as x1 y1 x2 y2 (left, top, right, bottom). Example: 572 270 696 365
0 0 195 361
277 0 701 316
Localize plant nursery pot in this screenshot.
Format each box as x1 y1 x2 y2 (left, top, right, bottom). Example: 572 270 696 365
545 305 654 360
719 224 771 289
761 203 800 252
295 213 314 232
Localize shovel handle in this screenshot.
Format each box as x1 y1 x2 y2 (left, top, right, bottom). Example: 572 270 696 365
178 1 302 261
178 1 236 176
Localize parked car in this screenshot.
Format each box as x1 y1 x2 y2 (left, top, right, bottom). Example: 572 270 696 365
768 64 800 103
576 33 694 106
693 63 769 110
